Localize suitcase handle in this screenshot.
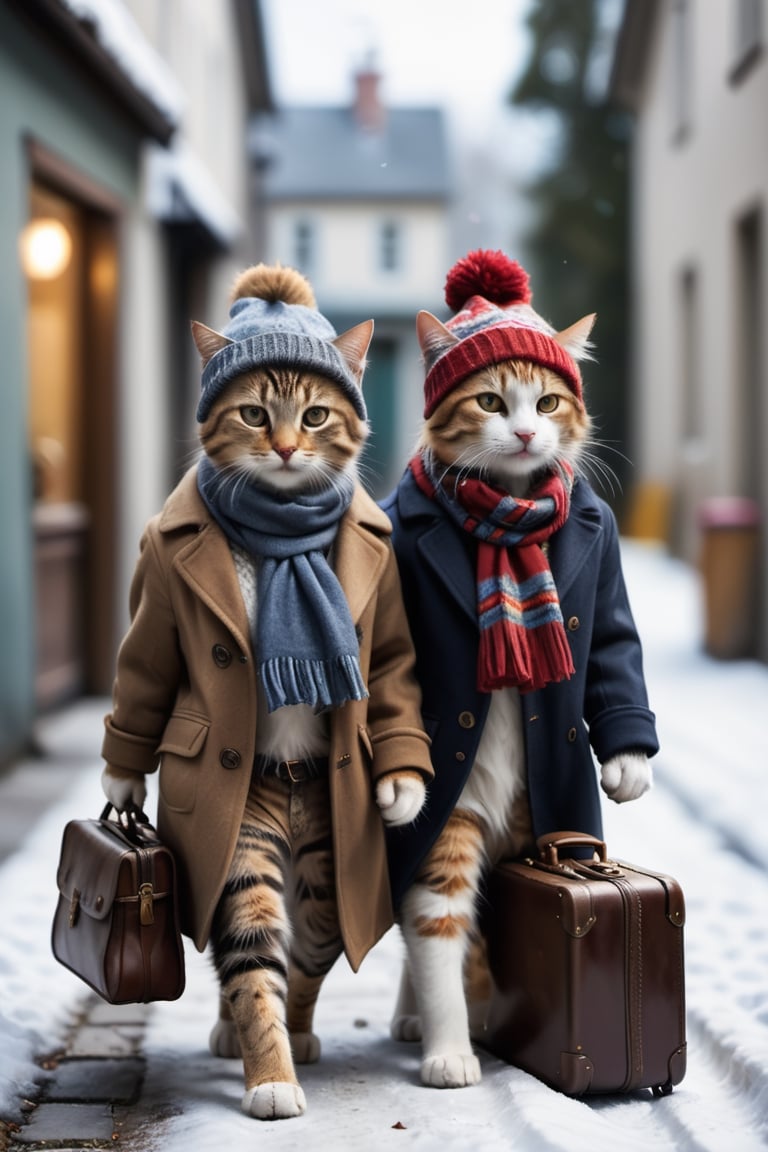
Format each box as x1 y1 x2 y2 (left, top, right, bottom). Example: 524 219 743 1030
536 831 607 864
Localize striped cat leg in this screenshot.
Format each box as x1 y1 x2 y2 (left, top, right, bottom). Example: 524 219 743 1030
210 820 306 1120
285 781 343 1064
400 807 485 1088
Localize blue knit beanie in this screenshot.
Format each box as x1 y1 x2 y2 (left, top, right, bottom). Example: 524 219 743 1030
196 267 368 422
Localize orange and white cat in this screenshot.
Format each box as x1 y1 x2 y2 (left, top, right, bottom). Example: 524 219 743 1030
382 250 659 1088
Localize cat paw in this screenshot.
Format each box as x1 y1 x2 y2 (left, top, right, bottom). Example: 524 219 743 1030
390 1014 422 1042
290 1031 321 1063
376 773 426 826
241 1082 307 1120
101 765 146 810
600 752 653 803
420 1052 481 1089
209 1018 241 1059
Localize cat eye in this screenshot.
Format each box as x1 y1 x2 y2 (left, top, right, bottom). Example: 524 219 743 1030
303 406 329 428
477 393 504 413
537 395 560 414
240 405 268 427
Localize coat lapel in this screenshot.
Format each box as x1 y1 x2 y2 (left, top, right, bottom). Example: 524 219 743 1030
548 486 603 600
159 467 252 652
175 528 251 653
334 491 391 624
417 519 477 623
397 467 477 623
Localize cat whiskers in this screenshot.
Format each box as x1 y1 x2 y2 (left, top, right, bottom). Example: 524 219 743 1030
207 461 257 504
430 446 492 492
306 460 358 501
353 455 381 495
576 438 628 498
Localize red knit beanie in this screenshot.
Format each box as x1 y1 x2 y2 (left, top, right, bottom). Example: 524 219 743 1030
423 250 584 417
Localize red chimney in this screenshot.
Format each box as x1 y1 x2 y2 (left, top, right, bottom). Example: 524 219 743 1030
353 66 385 133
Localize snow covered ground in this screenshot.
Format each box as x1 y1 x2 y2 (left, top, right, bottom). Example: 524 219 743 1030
1 541 767 1150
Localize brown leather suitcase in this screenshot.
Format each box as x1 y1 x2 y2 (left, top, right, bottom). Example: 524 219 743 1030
480 831 686 1096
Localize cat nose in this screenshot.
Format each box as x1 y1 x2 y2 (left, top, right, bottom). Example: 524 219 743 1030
515 431 535 445
274 445 297 461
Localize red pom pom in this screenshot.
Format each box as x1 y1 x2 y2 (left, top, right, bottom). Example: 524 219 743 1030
444 249 532 312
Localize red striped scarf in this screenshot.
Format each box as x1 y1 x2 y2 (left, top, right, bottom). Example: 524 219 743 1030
410 453 575 693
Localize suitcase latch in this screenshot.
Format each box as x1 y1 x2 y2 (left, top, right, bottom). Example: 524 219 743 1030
139 882 155 925
587 862 623 877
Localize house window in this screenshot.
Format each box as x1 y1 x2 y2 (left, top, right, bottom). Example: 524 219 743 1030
670 0 693 142
293 219 314 273
679 266 702 443
731 0 763 81
379 220 400 272
735 208 763 499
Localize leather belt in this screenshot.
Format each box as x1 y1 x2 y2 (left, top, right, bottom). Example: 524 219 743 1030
253 755 328 783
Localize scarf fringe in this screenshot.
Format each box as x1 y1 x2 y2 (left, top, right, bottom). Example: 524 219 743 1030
261 654 369 713
479 619 575 694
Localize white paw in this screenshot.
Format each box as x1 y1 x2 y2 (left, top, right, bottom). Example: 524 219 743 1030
291 1031 321 1064
376 774 426 826
241 1082 306 1120
390 1014 422 1042
209 1018 241 1058
420 1052 481 1088
101 765 147 810
600 752 653 803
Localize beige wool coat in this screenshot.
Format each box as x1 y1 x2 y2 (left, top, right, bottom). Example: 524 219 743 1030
102 466 433 971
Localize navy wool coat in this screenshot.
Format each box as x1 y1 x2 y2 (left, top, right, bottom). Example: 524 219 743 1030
380 469 660 909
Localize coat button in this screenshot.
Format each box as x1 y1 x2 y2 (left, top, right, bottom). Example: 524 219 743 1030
212 644 232 668
220 748 241 770
567 616 580 631
455 751 466 762
458 711 476 729
567 727 578 743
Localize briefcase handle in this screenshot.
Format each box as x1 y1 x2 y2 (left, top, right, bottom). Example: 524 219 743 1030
536 831 607 865
100 803 163 849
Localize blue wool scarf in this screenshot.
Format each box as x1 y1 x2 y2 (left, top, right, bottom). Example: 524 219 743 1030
197 458 367 713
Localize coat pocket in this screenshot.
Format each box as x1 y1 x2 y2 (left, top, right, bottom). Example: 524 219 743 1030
157 712 209 813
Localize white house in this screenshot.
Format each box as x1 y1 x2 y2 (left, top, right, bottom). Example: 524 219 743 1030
611 0 768 660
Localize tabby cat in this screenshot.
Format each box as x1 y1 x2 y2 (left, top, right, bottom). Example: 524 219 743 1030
382 250 657 1089
101 264 431 1120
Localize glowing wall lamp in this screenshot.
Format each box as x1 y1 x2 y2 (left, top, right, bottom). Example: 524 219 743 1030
19 217 72 280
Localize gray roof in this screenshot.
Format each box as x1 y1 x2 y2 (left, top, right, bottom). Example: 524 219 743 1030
254 106 451 201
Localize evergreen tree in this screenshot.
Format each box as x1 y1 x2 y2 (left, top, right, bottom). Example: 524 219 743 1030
510 0 631 508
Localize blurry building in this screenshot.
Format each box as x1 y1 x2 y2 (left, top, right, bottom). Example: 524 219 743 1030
0 0 272 765
612 0 768 660
252 64 452 495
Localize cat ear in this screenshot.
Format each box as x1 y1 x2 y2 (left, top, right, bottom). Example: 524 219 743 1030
416 310 459 355
416 310 460 367
191 321 234 368
555 314 596 362
332 319 374 383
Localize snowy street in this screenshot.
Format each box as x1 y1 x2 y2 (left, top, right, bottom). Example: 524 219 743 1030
1 540 767 1150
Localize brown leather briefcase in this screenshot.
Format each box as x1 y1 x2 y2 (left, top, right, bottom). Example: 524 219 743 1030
52 804 185 1004
480 831 686 1096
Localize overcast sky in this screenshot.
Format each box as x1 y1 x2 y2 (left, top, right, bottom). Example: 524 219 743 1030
260 0 533 144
